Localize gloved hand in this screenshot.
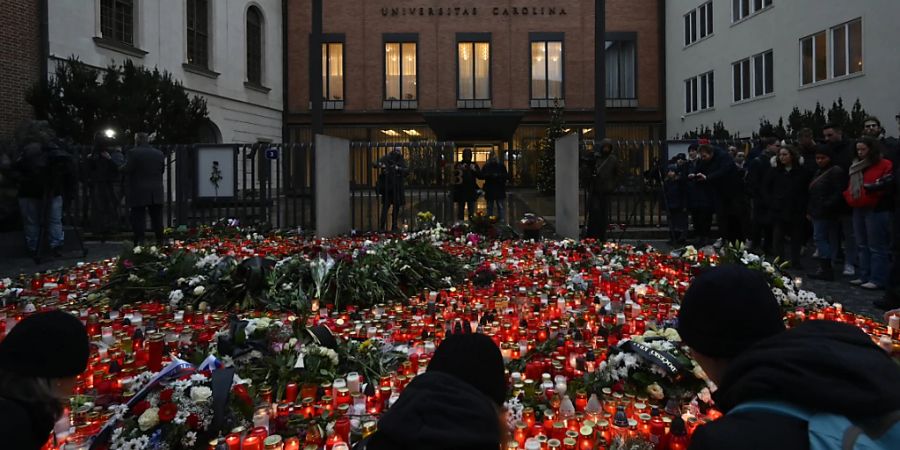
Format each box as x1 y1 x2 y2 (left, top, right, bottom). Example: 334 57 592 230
864 174 894 192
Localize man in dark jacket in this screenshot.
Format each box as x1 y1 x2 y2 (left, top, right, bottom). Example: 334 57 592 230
375 147 407 232
807 146 847 280
685 145 713 246
877 114 900 310
360 333 506 450
663 155 689 245
124 132 166 246
12 140 75 257
584 139 622 241
746 138 779 253
478 154 508 223
823 123 859 277
796 128 819 173
452 148 481 221
85 132 126 239
678 265 900 450
697 144 745 245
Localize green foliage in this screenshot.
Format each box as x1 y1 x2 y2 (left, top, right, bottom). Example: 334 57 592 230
679 120 738 140
536 104 567 194
772 97 868 140
27 57 209 144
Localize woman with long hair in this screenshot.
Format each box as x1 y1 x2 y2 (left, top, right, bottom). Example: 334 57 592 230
0 311 89 449
844 137 894 290
764 144 811 268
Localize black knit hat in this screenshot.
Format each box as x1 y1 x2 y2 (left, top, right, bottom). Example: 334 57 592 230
677 265 785 358
814 144 835 159
0 311 89 378
428 333 506 406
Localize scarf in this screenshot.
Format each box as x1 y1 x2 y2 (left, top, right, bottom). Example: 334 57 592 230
848 158 874 200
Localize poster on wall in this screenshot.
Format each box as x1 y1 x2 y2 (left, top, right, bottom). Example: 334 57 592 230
195 145 237 201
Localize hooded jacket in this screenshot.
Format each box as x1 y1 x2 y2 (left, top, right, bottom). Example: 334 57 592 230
689 321 900 450
361 371 502 450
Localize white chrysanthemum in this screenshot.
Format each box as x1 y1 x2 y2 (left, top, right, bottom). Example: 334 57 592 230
168 289 184 305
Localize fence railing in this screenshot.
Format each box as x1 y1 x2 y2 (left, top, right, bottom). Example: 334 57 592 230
61 137 725 235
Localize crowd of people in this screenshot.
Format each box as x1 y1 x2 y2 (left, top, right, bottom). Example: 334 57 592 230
660 115 900 311
3 122 167 258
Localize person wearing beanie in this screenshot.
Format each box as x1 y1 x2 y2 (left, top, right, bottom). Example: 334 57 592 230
806 145 847 281
679 265 900 450
0 310 90 450
357 333 508 450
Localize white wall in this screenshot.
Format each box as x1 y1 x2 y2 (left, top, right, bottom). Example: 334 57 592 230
666 0 900 138
48 0 283 143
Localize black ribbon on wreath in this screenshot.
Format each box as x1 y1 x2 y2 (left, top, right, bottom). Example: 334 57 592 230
619 339 692 376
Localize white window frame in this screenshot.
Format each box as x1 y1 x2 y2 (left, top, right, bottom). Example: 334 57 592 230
685 71 714 114
732 0 772 23
684 1 713 47
831 18 863 79
733 50 773 102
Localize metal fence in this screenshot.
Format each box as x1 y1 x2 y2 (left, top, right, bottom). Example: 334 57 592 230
68 143 315 236
63 137 713 235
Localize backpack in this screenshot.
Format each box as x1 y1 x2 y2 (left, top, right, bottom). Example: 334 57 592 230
729 401 900 450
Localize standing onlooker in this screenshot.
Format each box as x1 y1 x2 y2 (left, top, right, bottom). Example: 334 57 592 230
124 132 166 247
478 154 509 223
697 144 745 245
85 133 125 240
863 116 899 157
663 154 689 245
877 113 900 310
0 311 90 450
12 135 75 257
686 145 713 246
796 128 819 173
844 137 893 290
584 139 622 241
764 144 811 268
824 123 858 276
746 138 779 253
375 147 407 232
807 146 846 281
452 148 481 221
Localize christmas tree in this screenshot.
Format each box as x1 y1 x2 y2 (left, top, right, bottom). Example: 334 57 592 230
536 104 567 194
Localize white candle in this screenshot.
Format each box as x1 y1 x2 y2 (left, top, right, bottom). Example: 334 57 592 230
890 315 899 331
346 373 360 394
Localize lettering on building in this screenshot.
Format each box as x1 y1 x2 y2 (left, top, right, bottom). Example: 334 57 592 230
379 6 567 17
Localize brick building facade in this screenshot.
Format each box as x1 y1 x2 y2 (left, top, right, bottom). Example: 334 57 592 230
285 0 665 173
0 0 42 142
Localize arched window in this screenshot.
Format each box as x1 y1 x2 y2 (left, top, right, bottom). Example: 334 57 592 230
246 6 263 85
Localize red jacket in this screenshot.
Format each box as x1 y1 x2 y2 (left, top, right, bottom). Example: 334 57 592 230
843 158 893 208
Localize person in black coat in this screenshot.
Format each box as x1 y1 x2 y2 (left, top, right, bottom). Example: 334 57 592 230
697 144 746 245
685 145 713 246
806 145 847 280
478 154 509 223
452 148 481 221
0 311 90 450
357 333 507 450
746 137 780 253
374 147 408 232
663 154 689 245
764 144 811 268
124 132 166 246
85 132 125 239
678 265 900 450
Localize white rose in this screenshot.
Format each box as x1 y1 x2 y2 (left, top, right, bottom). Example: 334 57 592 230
193 286 206 296
190 386 213 403
133 246 143 255
150 246 158 253
138 407 159 431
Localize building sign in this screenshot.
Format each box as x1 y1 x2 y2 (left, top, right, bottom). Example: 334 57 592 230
380 6 568 17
